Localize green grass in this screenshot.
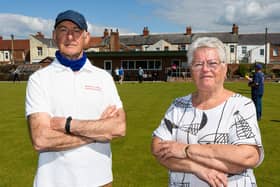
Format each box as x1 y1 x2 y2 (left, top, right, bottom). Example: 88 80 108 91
0 81 279 187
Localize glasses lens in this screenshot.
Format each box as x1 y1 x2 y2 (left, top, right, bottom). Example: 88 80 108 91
192 61 220 70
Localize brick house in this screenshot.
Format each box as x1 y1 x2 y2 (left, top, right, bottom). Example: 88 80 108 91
0 35 30 64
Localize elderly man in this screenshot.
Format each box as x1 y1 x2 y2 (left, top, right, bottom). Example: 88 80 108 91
25 10 126 187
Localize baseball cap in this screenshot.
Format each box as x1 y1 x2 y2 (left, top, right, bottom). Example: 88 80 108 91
255 63 262 69
54 10 88 31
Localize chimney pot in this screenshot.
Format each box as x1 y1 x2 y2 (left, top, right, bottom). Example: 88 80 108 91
35 32 44 39
186 26 192 35
104 28 109 37
143 26 149 36
232 24 238 34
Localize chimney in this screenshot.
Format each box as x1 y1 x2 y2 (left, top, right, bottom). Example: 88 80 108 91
35 32 44 39
186 26 192 35
104 28 109 37
110 29 120 51
232 24 238 34
143 26 149 36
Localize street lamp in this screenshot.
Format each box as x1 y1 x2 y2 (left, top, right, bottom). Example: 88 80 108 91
264 27 268 73
11 34 14 64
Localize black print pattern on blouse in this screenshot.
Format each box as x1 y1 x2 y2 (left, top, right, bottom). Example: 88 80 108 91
160 94 261 186
232 110 255 140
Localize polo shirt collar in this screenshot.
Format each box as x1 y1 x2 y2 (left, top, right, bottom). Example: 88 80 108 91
52 58 95 73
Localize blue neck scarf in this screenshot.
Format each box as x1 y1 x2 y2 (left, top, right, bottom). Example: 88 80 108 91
55 50 87 71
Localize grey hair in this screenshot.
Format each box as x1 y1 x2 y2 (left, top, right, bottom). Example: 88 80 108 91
187 37 227 65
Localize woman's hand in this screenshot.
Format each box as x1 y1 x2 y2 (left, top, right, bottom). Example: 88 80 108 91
155 140 188 160
194 164 228 187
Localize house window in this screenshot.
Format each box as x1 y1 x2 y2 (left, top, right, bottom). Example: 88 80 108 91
230 45 234 53
273 48 279 56
260 49 264 56
136 60 147 69
156 47 160 51
180 45 186 51
121 59 162 70
37 47 43 56
155 60 162 69
4 52 9 60
242 46 247 54
171 59 180 67
164 46 169 51
104 60 112 70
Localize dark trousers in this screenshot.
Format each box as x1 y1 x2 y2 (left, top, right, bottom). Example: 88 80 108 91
138 75 143 83
13 73 20 82
252 94 262 120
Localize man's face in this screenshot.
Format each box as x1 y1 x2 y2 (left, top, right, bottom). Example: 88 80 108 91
53 21 89 59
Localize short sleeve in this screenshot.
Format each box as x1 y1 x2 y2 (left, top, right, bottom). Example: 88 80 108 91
25 73 51 117
229 98 264 166
152 103 177 141
102 73 123 109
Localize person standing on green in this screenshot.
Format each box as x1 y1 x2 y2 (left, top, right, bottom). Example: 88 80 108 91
25 10 126 187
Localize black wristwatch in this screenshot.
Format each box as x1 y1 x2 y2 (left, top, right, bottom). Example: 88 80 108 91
65 116 72 134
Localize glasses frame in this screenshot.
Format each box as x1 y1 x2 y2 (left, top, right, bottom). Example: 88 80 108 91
55 26 84 39
191 60 223 71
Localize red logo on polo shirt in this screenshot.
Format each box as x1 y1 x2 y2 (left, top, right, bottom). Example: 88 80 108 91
84 85 102 91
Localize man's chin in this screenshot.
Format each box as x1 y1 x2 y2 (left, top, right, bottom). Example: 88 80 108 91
61 50 82 60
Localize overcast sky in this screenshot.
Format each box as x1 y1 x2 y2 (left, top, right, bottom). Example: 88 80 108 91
0 0 279 39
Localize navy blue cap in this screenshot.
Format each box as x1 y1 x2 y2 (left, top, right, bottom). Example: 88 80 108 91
54 10 88 31
255 63 262 69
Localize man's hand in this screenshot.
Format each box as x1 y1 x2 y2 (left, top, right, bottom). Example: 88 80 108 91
100 105 118 119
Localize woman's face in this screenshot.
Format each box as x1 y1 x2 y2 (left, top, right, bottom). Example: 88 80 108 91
191 47 227 92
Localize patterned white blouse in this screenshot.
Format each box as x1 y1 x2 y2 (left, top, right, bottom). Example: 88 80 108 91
153 93 264 187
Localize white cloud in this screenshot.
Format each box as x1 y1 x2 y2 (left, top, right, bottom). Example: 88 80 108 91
0 13 53 38
147 0 280 33
0 13 133 39
219 0 280 24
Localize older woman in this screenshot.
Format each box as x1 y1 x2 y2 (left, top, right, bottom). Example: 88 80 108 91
151 37 264 187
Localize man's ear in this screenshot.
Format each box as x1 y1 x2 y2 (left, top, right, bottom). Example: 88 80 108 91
52 30 57 43
83 31 90 47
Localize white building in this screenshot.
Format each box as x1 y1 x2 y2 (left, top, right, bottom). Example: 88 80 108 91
29 32 57 64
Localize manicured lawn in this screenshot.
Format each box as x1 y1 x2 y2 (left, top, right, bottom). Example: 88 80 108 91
0 81 279 187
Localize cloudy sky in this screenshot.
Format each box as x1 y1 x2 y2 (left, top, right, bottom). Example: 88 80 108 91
0 0 279 39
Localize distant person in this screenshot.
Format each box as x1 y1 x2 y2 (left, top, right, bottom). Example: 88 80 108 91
171 63 177 77
248 63 264 121
13 68 20 82
114 66 119 81
151 37 264 187
118 66 124 84
25 10 126 187
138 67 144 83
166 67 172 82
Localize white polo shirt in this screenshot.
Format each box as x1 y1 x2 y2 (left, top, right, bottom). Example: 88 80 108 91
26 58 123 187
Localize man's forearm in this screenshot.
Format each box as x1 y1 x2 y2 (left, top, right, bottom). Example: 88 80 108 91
51 108 126 142
28 113 94 152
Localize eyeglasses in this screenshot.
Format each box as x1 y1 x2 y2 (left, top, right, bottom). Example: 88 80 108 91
191 60 222 71
56 26 84 39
